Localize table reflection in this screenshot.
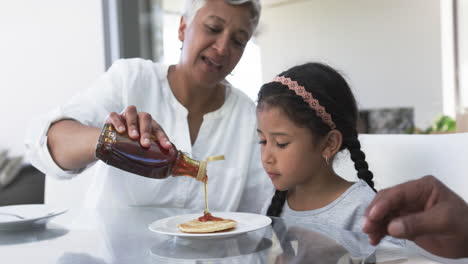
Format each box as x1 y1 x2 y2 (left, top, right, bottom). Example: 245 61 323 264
150 232 271 263
270 217 378 264
0 207 418 264
0 223 68 246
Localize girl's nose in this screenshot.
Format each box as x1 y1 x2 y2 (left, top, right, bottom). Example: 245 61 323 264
261 147 275 165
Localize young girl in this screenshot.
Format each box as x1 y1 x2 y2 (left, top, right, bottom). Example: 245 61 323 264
257 62 376 232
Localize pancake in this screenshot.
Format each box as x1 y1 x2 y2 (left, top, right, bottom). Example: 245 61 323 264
177 217 237 233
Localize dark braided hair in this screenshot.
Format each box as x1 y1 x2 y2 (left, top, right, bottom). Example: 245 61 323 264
258 62 376 217
266 190 288 217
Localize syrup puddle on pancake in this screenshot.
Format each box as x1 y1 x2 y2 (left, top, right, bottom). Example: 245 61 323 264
177 177 237 233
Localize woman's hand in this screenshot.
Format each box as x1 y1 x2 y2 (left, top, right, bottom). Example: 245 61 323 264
105 105 172 149
47 106 172 171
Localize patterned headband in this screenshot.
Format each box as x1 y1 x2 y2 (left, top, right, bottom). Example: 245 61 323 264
271 76 336 130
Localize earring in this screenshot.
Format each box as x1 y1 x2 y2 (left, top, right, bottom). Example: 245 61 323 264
323 155 329 165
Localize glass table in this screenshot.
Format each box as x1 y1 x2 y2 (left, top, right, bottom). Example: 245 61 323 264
0 206 464 264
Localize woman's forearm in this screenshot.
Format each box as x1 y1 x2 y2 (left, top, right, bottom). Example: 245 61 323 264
47 119 101 170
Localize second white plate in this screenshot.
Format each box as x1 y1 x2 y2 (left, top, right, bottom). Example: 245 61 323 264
0 204 67 231
149 212 272 239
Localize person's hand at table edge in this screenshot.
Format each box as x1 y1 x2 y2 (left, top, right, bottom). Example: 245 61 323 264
362 175 468 259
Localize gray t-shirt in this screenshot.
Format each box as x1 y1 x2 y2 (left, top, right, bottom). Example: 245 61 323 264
282 180 375 232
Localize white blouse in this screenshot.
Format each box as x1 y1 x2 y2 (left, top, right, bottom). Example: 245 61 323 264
25 58 274 212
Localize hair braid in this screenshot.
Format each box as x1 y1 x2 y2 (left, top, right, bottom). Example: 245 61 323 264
266 190 288 217
346 135 377 192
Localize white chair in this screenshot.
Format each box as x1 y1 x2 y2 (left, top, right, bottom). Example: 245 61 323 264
334 133 468 202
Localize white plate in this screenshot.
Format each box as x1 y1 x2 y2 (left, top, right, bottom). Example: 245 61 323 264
149 212 272 239
0 204 67 231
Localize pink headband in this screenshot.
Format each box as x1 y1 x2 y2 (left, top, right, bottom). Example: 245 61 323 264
271 76 336 129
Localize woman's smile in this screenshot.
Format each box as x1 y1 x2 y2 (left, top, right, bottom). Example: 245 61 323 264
201 55 223 72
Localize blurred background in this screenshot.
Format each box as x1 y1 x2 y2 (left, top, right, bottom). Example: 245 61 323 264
0 0 467 204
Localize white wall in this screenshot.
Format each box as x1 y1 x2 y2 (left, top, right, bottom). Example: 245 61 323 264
258 0 445 128
459 0 468 110
0 1 106 156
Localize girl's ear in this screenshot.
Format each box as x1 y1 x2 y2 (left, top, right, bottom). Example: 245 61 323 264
322 129 343 159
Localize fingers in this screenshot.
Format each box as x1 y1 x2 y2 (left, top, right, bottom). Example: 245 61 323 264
363 215 389 245
107 105 172 148
362 176 437 244
388 202 452 239
123 105 139 139
362 188 405 243
367 231 386 246
152 120 172 149
105 112 126 133
366 177 435 222
138 112 153 148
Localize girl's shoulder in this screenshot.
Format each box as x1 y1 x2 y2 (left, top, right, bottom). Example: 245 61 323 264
342 180 376 205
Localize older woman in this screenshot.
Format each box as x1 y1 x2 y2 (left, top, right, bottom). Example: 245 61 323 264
25 0 272 211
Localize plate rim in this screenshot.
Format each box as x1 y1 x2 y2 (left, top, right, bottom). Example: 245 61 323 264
0 204 67 227
148 211 272 239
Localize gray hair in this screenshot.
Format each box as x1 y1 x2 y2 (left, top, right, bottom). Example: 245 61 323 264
183 0 261 29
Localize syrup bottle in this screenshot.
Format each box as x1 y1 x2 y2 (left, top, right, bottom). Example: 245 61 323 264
95 123 207 181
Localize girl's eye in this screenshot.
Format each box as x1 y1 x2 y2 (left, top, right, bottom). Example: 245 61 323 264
277 143 289 148
258 140 266 145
